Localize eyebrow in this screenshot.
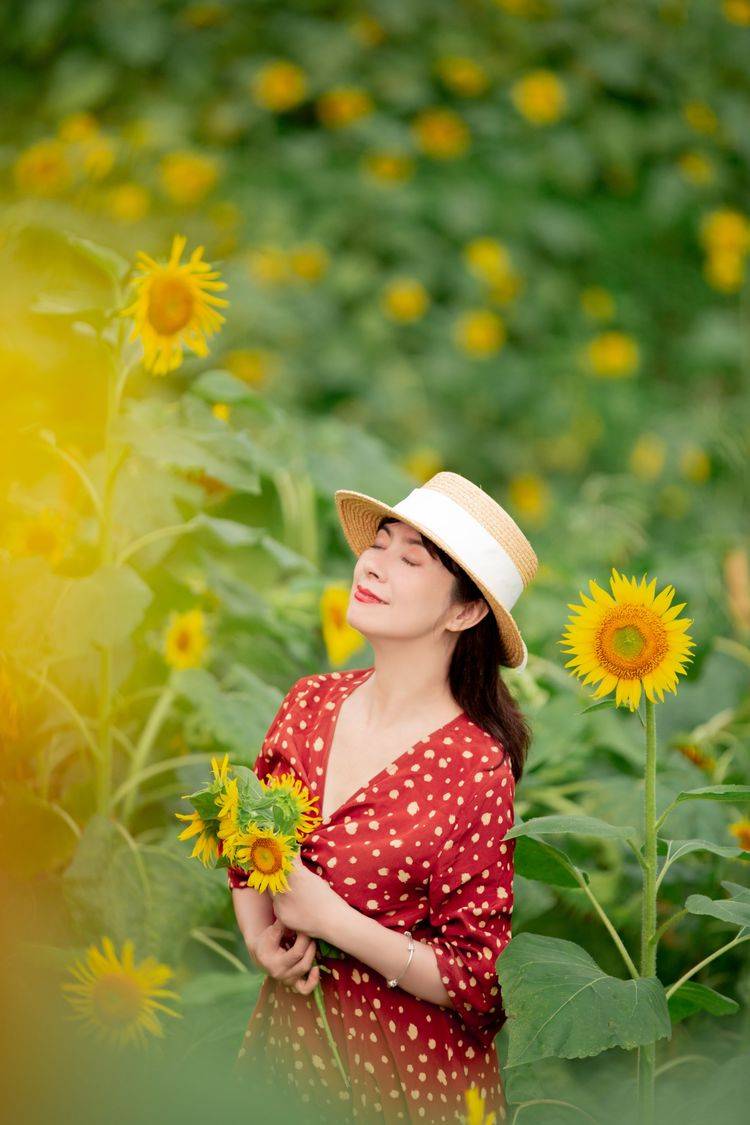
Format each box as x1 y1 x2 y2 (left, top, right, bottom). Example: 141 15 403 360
377 522 427 548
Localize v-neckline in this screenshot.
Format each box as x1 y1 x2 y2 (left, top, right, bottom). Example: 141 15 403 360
316 667 468 827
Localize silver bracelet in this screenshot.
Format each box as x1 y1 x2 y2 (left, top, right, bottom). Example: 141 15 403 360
386 930 415 988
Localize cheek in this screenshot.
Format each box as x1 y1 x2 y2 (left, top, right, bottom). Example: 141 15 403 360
398 570 439 612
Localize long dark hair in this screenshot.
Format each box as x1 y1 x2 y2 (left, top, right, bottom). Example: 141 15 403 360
377 516 531 783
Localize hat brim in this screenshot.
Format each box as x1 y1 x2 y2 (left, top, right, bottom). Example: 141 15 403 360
334 488 528 671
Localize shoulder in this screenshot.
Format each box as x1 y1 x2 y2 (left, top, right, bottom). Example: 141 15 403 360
455 716 513 783
280 667 371 714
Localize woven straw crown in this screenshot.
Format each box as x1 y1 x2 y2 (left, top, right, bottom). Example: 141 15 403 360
334 471 538 670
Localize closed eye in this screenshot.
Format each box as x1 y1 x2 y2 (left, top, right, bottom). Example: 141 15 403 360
371 543 418 567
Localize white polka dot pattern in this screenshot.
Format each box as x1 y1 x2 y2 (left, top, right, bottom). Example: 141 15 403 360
229 668 514 1124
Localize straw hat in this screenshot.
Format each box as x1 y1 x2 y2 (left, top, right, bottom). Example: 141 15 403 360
334 471 538 671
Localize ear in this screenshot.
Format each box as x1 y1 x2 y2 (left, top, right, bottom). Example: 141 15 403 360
449 598 489 633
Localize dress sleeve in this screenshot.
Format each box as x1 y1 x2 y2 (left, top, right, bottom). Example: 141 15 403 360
423 759 516 1044
226 676 306 890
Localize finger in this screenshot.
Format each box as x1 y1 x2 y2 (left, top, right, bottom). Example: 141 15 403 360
280 941 317 985
280 934 315 971
294 965 320 995
267 918 284 939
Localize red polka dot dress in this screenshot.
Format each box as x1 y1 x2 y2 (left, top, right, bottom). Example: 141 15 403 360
228 667 516 1124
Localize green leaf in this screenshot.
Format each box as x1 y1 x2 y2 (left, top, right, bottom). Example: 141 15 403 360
116 399 262 494
512 835 588 889
58 230 128 281
30 294 111 322
505 814 638 842
657 837 747 863
173 667 283 754
684 893 750 931
50 564 153 658
0 781 79 877
190 369 273 412
6 223 125 320
721 880 750 901
673 785 750 807
192 516 314 577
181 789 220 822
668 980 739 1025
63 815 226 961
194 514 261 547
580 698 618 714
497 932 671 1066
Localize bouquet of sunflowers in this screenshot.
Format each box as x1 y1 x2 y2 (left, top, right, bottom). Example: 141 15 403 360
175 754 349 1088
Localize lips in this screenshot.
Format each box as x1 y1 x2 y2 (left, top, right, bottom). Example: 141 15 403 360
355 585 386 603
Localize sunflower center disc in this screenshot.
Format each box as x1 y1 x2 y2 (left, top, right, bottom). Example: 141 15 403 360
148 275 194 334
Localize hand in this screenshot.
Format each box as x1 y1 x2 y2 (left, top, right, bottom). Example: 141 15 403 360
249 918 320 995
269 851 337 940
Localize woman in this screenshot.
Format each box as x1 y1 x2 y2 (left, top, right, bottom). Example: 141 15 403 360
228 471 538 1124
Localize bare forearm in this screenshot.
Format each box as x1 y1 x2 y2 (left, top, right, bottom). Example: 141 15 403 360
232 885 275 952
320 894 454 1009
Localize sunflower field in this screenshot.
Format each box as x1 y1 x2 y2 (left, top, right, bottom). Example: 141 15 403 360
1 1 749 1123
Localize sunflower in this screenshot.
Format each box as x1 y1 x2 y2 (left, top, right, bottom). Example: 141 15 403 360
61 936 181 1048
729 817 750 851
210 752 232 788
230 823 299 894
163 607 209 669
320 583 367 666
8 505 71 566
215 774 240 829
464 1084 495 1125
265 771 323 839
381 277 430 322
560 569 695 711
120 234 229 375
174 809 219 866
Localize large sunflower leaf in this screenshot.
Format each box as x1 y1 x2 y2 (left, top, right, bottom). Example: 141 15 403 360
173 666 284 756
497 932 671 1067
656 837 746 863
511 835 588 889
684 892 750 932
668 980 739 1025
505 814 638 841
672 785 750 807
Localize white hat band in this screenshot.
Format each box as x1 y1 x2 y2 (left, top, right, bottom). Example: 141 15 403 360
391 487 524 612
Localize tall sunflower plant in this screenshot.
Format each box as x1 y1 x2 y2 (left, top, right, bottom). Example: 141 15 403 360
175 754 351 1090
495 569 750 1125
8 227 233 823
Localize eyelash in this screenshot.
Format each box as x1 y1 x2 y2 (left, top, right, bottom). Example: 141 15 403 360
371 543 418 567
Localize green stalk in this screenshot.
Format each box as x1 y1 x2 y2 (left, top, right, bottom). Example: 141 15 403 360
665 932 750 999
312 980 350 1090
637 697 658 1125
121 682 177 825
571 869 639 979
95 340 119 814
274 469 319 567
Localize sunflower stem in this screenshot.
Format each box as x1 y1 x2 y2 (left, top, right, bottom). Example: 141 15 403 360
664 932 750 1000
121 681 177 825
116 516 202 567
190 927 249 974
275 468 319 567
95 324 122 815
312 980 350 1090
653 800 679 834
637 697 658 1125
572 869 639 979
649 908 688 948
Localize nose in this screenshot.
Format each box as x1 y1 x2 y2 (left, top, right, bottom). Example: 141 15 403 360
363 558 385 587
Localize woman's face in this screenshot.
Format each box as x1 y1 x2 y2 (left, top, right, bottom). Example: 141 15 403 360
348 519 464 642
